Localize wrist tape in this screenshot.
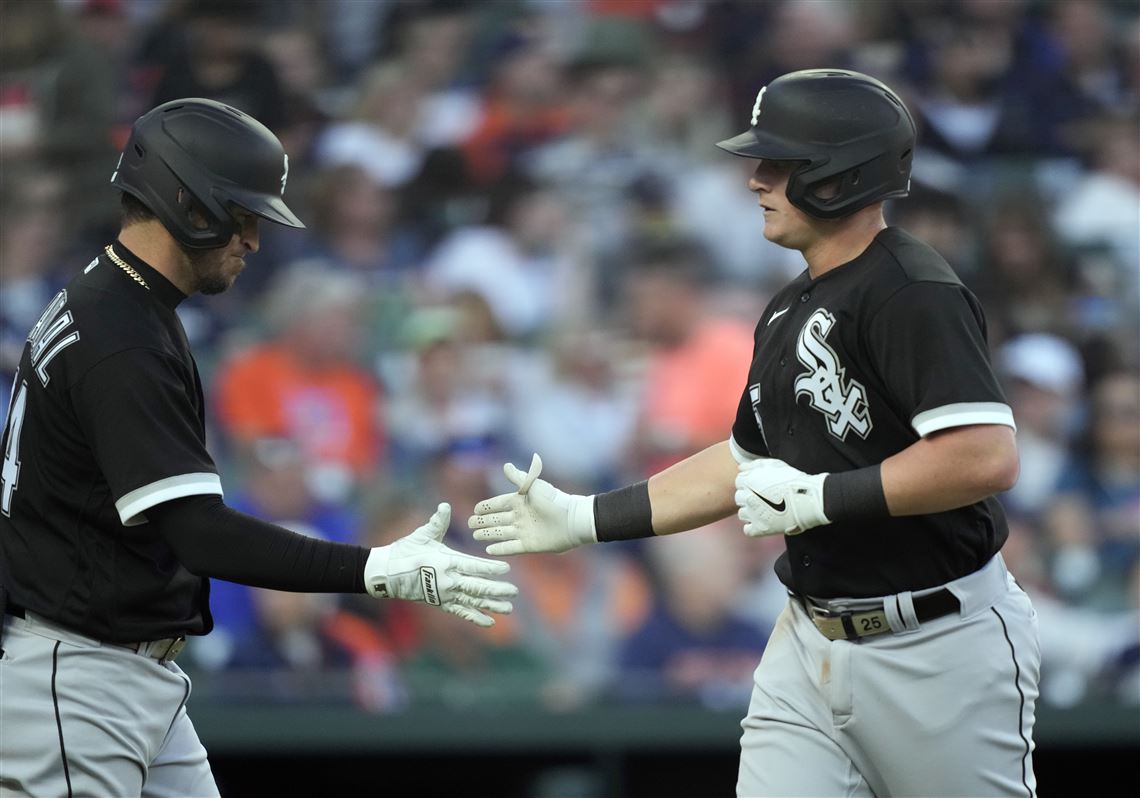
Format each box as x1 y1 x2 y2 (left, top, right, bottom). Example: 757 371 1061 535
594 481 654 542
822 465 889 523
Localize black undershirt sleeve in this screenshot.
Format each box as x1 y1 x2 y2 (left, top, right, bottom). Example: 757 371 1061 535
147 495 369 593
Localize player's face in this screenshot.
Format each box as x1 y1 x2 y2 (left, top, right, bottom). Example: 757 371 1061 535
187 209 260 295
747 160 820 251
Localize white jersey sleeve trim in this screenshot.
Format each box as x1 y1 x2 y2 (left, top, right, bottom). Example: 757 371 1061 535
729 435 765 465
116 472 224 527
911 402 1016 437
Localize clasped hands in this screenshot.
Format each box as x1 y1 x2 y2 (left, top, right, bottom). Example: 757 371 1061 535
402 454 832 626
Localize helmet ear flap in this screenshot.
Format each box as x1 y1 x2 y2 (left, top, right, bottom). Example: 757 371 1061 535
173 186 236 245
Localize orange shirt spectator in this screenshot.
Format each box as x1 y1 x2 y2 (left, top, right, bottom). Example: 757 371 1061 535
217 344 382 476
624 236 755 475
639 318 754 473
215 267 384 487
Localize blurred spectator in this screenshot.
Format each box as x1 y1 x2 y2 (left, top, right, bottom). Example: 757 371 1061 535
971 195 1077 341
461 27 570 183
226 523 404 711
385 0 481 149
527 57 656 271
0 169 68 403
633 53 731 170
617 520 769 708
903 2 1076 167
290 164 424 287
1053 114 1140 304
507 326 639 492
426 174 584 339
315 60 427 188
215 266 384 503
1 0 124 238
1046 0 1133 116
623 237 755 475
151 0 287 132
385 308 507 479
1044 370 1140 610
397 146 487 251
262 25 333 166
732 0 855 114
998 334 1085 517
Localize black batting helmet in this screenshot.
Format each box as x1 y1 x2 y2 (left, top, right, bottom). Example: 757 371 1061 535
716 69 916 220
111 98 305 248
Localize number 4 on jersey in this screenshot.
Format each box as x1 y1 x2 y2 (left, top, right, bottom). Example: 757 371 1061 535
1 381 28 516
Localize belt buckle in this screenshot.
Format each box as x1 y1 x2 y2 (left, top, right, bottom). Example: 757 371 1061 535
805 601 854 641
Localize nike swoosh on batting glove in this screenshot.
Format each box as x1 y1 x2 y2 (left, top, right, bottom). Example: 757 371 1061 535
734 458 830 537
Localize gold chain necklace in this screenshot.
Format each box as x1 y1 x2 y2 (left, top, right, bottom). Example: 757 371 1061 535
104 245 150 290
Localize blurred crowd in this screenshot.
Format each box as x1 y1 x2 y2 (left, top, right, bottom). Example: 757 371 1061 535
1 0 1137 714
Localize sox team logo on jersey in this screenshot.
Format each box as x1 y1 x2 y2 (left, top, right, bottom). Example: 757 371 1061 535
793 308 872 440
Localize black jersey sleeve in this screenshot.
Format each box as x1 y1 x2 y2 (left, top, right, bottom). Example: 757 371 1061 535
866 282 1014 437
70 347 221 526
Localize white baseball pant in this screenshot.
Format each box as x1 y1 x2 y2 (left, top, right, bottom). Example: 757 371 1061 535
737 555 1040 797
0 612 219 797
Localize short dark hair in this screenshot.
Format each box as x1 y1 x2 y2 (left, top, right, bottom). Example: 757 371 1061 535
120 192 157 226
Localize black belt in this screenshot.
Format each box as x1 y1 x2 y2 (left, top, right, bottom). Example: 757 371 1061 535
2 602 186 663
796 588 960 641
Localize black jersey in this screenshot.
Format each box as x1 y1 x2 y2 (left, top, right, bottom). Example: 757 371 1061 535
731 227 1015 599
0 242 222 642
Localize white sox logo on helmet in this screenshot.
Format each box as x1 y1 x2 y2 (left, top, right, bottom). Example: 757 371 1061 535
793 308 872 440
280 153 289 195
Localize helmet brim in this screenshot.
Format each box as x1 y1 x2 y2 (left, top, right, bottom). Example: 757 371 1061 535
227 188 306 229
715 128 815 162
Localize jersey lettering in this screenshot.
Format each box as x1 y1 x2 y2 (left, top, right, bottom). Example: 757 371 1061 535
27 290 80 387
793 308 872 441
748 383 769 450
1 381 28 516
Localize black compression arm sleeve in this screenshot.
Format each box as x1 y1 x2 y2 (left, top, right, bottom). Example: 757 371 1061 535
148 495 369 593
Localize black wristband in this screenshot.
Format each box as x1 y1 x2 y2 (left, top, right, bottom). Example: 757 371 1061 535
822 465 889 523
594 481 655 542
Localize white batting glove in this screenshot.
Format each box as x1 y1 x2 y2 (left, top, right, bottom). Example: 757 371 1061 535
468 454 597 556
734 458 830 537
364 502 518 627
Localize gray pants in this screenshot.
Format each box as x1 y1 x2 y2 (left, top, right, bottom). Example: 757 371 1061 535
0 612 219 797
738 555 1041 797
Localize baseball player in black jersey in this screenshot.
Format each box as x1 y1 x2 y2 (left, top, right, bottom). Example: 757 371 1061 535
0 99 516 797
470 70 1040 797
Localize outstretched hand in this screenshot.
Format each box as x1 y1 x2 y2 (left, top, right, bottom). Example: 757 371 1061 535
468 454 597 556
364 502 518 627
